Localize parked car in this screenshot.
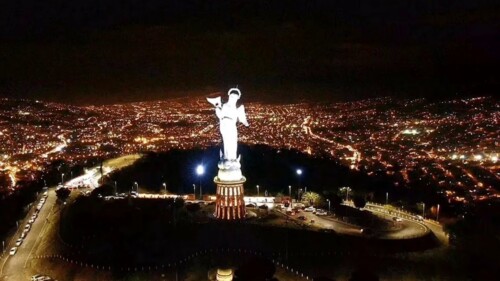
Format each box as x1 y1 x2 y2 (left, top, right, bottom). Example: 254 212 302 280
304 206 315 212
24 224 31 232
28 218 35 224
9 247 17 255
20 231 27 239
294 203 305 208
15 238 23 246
31 274 43 281
315 209 328 216
415 215 424 221
392 217 403 222
31 275 52 281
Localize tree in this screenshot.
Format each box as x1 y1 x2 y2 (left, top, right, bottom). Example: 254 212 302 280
174 197 185 209
56 188 71 201
353 196 366 209
301 191 321 206
185 203 201 213
323 192 342 210
91 184 114 197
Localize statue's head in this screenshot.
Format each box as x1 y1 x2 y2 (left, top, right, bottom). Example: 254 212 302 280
227 88 241 99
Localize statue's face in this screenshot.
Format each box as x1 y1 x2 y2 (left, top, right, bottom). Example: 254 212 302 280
228 94 239 104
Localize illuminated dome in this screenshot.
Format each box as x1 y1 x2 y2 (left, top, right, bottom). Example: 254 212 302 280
216 268 234 281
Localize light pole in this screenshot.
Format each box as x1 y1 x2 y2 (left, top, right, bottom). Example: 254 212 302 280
163 182 167 194
61 173 65 185
196 165 204 200
421 202 426 218
114 181 117 195
134 182 138 193
296 169 302 199
288 185 292 208
256 185 260 196
2 240 4 253
437 204 440 221
327 199 331 213
340 187 351 202
193 184 196 200
386 192 389 205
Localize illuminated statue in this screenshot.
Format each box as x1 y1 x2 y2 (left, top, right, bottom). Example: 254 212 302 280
208 88 249 219
207 88 249 177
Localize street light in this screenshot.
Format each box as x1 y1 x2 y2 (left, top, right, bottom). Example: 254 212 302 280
163 182 167 194
288 185 292 208
196 165 204 200
386 192 389 205
437 204 440 221
420 202 426 218
193 184 196 200
256 185 260 196
340 187 351 202
326 199 331 213
296 169 302 198
61 173 65 185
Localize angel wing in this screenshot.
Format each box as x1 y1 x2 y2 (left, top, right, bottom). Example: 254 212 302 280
237 105 249 126
206 96 222 108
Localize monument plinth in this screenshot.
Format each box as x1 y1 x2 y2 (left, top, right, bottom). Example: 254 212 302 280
207 88 249 220
214 176 246 220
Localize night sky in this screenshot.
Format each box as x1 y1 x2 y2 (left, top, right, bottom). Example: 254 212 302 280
0 0 498 104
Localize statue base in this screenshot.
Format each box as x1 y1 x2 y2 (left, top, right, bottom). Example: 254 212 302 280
214 176 246 220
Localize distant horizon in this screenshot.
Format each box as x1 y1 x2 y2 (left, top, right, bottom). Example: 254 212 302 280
0 89 489 106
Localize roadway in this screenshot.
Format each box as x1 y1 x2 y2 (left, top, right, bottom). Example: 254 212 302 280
0 188 57 281
364 202 448 243
282 206 429 239
294 210 363 236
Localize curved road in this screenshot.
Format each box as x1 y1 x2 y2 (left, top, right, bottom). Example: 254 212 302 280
0 188 57 281
364 203 448 243
285 206 429 239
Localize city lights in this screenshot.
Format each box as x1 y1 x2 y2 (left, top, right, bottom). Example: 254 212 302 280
0 96 497 204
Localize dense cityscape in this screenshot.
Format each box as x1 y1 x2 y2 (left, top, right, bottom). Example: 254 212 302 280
1 95 498 204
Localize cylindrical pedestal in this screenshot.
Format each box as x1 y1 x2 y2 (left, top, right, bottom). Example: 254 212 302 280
214 177 246 220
